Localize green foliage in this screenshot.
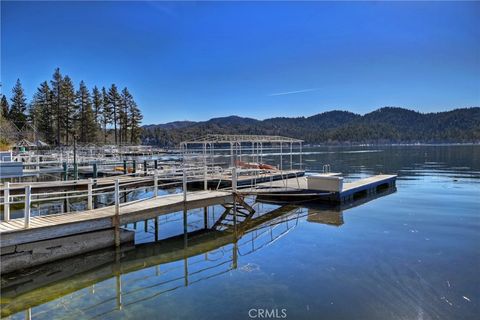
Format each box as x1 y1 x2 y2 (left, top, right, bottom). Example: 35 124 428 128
30 81 55 144
108 84 121 144
4 68 144 146
61 76 77 145
101 87 113 143
1 95 9 119
92 86 102 125
9 79 28 129
76 81 98 143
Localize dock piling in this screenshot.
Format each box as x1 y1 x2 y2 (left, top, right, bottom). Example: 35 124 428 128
114 179 120 216
87 178 93 210
24 186 31 229
154 169 158 197
183 168 187 202
203 143 208 191
4 182 10 221
232 167 237 192
114 178 120 247
62 162 67 181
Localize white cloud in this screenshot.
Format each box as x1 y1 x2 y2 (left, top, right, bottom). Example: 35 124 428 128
268 88 319 97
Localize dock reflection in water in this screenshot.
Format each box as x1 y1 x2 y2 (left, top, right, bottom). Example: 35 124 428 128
0 187 396 319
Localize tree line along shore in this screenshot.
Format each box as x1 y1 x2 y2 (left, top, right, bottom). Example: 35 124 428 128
1 68 143 149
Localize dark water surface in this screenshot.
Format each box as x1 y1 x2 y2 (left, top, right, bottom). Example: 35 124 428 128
2 145 479 319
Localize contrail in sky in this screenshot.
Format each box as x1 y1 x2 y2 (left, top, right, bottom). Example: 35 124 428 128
268 88 319 96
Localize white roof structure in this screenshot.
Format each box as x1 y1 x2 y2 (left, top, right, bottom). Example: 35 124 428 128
180 134 303 146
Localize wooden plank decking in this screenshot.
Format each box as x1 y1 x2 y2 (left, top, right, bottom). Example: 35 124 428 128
0 190 233 248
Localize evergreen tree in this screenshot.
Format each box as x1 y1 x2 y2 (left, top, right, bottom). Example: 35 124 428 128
120 87 133 143
50 68 64 146
9 79 28 129
1 95 9 119
107 84 121 145
30 81 55 144
101 87 112 143
61 76 76 145
92 86 102 125
129 99 143 144
75 81 96 143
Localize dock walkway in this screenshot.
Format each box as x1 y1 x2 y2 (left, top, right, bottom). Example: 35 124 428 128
0 190 233 248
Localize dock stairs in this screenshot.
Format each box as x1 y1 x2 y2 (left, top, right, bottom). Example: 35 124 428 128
212 195 256 231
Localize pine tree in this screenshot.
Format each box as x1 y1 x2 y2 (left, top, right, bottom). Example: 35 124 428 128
1 95 9 119
92 86 102 125
9 79 28 130
108 84 121 145
129 99 143 144
120 87 133 144
75 81 96 143
101 87 112 144
30 81 55 144
61 76 77 145
50 68 64 146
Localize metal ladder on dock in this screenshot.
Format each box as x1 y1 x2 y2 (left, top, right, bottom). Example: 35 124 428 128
212 196 256 231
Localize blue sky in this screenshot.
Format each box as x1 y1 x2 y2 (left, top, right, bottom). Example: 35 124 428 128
1 1 479 124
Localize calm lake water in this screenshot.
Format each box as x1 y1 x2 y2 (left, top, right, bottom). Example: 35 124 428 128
1 145 479 320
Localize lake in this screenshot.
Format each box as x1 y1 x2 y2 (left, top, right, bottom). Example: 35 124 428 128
1 145 479 319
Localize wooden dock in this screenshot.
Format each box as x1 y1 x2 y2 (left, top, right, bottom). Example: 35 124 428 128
0 190 233 248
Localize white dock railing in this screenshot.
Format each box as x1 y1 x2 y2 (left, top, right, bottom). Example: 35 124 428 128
0 165 231 228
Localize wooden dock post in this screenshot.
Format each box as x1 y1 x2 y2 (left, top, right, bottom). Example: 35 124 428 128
183 168 187 202
87 178 93 210
93 162 98 178
73 163 78 180
63 162 68 181
3 182 10 221
203 143 208 191
132 160 136 174
232 167 237 192
154 159 158 169
24 185 31 229
114 178 120 247
143 160 147 175
123 160 127 174
204 207 208 229
279 142 283 171
154 169 158 197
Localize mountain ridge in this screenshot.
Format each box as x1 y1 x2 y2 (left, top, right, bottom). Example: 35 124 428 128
142 107 480 146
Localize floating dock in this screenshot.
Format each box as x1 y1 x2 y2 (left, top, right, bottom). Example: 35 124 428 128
239 174 397 203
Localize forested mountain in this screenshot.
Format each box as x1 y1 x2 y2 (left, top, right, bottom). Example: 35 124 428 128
1 68 143 147
142 107 480 146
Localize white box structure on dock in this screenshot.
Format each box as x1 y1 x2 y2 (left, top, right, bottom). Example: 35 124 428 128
307 175 343 192
0 151 23 178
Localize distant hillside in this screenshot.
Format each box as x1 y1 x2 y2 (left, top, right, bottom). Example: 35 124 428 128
142 107 480 146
